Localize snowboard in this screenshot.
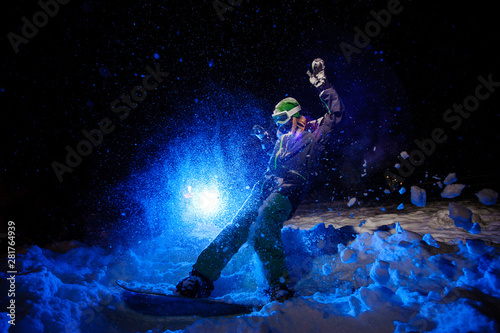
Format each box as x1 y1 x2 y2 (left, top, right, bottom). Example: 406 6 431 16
116 280 261 317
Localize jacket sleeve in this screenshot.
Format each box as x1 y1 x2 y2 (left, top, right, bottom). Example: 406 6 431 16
319 84 344 123
308 84 345 148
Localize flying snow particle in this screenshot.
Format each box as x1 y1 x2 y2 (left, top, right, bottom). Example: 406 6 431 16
444 172 457 185
347 197 357 207
397 203 404 210
99 66 111 78
475 189 498 205
441 184 466 199
411 186 426 207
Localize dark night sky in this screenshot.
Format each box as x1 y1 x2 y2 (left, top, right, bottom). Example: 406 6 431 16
1 0 498 246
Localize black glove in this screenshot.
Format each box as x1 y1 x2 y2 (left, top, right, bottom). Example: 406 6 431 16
306 58 328 89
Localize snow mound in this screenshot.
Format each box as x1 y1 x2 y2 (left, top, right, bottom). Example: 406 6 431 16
6 217 500 332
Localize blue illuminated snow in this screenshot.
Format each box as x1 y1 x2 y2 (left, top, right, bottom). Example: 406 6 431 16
9 220 500 332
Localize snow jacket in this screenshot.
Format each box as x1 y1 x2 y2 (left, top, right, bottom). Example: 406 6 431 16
258 84 345 213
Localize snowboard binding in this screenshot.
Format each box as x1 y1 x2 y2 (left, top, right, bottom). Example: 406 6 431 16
176 269 214 298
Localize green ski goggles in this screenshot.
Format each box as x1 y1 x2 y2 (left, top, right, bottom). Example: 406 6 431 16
272 106 301 125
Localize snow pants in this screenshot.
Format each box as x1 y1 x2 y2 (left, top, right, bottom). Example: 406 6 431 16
193 192 293 287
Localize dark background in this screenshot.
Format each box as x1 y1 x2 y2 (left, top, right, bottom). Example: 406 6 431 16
1 0 498 247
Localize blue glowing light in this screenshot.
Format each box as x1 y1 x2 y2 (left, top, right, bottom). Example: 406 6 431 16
198 189 221 214
114 83 268 237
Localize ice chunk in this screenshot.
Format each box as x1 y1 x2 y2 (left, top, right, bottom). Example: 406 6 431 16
448 202 473 231
399 187 406 194
322 263 333 276
340 248 357 264
427 290 441 301
441 184 466 198
400 151 409 159
410 186 426 207
422 234 440 248
353 267 368 289
475 188 498 205
369 260 390 285
397 203 404 210
485 267 500 291
348 296 363 317
466 239 486 256
444 172 457 185
347 197 356 207
469 222 481 234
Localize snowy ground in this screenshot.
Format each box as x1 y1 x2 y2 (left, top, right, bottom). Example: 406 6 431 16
287 199 500 245
3 197 500 333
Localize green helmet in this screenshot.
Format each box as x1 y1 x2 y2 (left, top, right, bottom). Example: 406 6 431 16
272 97 301 125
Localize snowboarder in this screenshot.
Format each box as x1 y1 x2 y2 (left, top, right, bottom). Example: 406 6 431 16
176 58 345 302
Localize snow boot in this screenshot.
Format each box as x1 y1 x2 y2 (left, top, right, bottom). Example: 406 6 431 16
266 284 295 302
176 269 214 298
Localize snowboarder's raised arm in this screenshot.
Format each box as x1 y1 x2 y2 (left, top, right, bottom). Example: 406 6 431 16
307 58 345 125
319 85 344 123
